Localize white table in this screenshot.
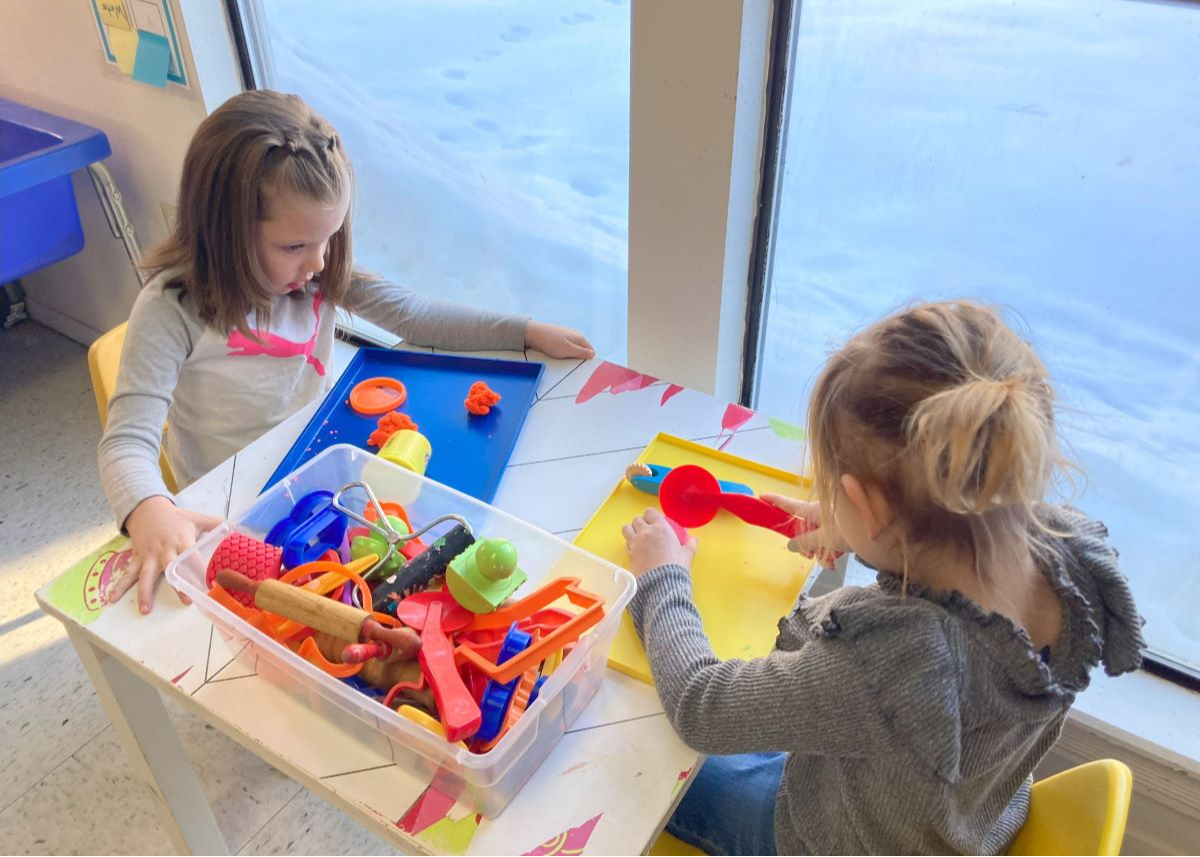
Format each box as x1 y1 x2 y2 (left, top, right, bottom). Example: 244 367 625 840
37 349 810 855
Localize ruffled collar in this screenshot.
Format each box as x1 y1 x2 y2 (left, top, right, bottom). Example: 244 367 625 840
872 544 1101 697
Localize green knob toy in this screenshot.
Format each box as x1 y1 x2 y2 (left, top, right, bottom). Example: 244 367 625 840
446 538 527 613
351 515 410 577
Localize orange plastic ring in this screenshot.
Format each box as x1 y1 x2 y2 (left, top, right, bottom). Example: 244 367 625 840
297 636 363 678
278 561 373 612
363 501 412 532
349 377 407 415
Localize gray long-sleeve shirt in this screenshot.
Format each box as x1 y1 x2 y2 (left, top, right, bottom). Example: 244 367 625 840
98 269 528 528
629 507 1144 855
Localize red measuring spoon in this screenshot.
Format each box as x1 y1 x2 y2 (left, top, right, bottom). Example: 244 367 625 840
393 590 472 633
659 464 808 538
417 601 481 743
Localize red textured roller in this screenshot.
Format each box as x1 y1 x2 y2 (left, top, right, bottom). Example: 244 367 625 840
205 533 283 607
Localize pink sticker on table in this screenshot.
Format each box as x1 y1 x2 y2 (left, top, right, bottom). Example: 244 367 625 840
576 362 658 404
522 813 603 856
717 403 756 450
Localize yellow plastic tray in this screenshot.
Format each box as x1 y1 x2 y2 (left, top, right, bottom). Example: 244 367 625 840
573 433 816 684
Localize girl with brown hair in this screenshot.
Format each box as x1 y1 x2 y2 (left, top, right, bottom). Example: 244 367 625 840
99 90 593 613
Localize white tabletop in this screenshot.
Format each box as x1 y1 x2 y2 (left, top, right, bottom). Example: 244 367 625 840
37 346 808 855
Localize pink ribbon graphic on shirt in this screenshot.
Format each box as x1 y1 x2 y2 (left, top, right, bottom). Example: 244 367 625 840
225 291 326 375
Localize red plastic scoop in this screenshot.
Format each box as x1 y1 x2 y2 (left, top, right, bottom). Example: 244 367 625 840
393 590 471 633
659 464 808 538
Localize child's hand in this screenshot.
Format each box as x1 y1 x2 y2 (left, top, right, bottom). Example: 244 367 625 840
525 320 595 360
108 496 224 614
621 507 698 578
760 493 847 569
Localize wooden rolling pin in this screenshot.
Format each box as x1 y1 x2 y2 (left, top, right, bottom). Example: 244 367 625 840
313 632 436 710
215 569 421 661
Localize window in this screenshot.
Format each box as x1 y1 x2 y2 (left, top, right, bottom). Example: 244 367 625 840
240 0 631 359
754 0 1200 669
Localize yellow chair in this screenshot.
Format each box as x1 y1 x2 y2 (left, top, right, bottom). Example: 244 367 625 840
1008 759 1133 856
648 759 1133 856
88 321 178 493
648 831 705 856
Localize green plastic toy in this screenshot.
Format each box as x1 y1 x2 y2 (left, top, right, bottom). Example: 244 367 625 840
446 538 527 613
350 514 410 577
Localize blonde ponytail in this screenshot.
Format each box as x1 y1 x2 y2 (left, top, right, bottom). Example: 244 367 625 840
807 301 1073 579
909 375 1054 516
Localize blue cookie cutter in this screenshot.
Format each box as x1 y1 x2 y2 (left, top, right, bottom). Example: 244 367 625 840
265 489 350 569
476 623 533 743
528 674 548 707
629 463 755 497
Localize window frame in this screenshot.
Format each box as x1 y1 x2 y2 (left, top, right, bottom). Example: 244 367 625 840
215 0 1196 689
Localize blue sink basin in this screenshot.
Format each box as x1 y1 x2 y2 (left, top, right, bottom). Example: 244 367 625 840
0 99 112 284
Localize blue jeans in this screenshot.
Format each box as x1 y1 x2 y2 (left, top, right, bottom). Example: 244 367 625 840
666 752 786 856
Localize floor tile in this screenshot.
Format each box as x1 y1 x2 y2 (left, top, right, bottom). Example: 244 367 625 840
239 788 399 856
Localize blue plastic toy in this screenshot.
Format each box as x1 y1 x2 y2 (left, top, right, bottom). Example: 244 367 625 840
475 623 533 743
528 674 548 707
265 490 349 569
626 463 755 497
0 98 112 285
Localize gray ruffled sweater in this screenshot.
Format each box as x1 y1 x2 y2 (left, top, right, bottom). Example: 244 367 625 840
629 507 1144 855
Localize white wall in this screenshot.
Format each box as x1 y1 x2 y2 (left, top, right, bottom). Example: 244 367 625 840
0 0 210 344
627 0 771 400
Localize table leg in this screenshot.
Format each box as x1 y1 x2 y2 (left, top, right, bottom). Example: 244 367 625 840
66 626 229 856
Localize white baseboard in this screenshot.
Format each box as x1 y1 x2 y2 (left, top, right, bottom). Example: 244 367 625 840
27 299 104 346
1041 718 1200 855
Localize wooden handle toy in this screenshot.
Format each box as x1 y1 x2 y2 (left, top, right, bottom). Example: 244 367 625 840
374 523 476 607
215 569 420 660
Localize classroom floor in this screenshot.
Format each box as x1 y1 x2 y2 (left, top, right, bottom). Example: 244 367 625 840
0 321 400 855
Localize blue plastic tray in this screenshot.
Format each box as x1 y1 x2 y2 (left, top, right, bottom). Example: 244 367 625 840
0 98 113 284
264 348 543 501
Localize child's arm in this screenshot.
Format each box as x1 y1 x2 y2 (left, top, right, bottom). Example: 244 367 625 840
632 564 884 756
761 493 848 568
344 272 594 358
622 509 884 756
97 288 221 612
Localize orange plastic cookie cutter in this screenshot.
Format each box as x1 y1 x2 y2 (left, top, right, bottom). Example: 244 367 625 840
358 501 429 561
208 584 282 636
362 500 412 532
350 377 407 415
296 636 363 678
456 607 574 661
457 577 605 685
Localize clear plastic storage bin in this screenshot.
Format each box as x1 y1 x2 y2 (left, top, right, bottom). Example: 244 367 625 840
166 444 635 817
